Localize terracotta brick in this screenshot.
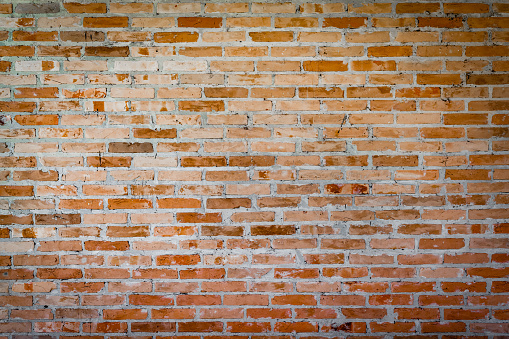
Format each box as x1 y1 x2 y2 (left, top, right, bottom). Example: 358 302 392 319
0 2 506 335
64 2 107 13
179 17 222 28
83 17 129 28
324 17 367 28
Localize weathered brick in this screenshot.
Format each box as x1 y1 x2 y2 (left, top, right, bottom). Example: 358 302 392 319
0 1 506 335
15 2 60 14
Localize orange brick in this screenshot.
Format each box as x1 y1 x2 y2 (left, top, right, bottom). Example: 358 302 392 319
0 2 506 334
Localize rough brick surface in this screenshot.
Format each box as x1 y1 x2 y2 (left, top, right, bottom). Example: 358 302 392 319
0 0 508 337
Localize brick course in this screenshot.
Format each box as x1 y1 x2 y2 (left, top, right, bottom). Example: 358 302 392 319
0 0 508 337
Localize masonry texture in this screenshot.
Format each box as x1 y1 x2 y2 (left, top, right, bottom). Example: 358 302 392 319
0 0 508 337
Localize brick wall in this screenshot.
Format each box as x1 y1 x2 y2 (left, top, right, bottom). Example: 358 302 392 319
0 0 508 337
